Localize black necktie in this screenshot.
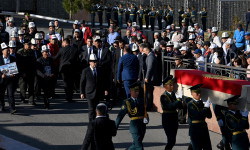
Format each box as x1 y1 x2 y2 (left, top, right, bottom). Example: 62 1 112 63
235 110 242 118
93 69 97 81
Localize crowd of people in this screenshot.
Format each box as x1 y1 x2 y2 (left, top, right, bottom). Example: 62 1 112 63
0 4 250 150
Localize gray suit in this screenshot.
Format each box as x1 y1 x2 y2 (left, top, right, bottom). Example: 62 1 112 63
145 51 158 110
145 52 158 82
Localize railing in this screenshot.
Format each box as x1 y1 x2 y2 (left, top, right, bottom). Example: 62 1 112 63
161 54 250 81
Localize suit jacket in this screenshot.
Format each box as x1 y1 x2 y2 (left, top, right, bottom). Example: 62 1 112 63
54 45 79 72
113 48 123 82
97 47 112 90
79 45 97 70
145 52 158 82
138 53 147 80
81 117 117 150
123 36 130 44
80 67 104 100
117 53 139 81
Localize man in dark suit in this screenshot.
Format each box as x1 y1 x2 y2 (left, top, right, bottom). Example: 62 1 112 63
79 37 97 71
113 40 125 100
144 45 158 111
0 43 18 114
137 43 147 98
54 38 79 102
80 54 108 122
96 38 112 101
81 103 117 150
117 45 139 98
16 40 36 105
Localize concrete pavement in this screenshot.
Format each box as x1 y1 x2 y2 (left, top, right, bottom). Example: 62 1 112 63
0 80 222 150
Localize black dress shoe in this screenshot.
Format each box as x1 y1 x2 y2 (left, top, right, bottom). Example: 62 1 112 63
10 109 17 114
21 100 28 104
217 140 224 150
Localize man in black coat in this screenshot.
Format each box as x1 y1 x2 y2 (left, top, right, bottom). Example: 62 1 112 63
0 43 18 114
144 45 158 111
54 38 79 102
81 103 117 150
80 54 108 122
96 39 112 101
16 40 36 105
112 40 125 100
36 45 56 109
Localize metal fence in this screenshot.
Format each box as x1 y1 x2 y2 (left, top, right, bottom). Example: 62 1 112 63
162 55 250 81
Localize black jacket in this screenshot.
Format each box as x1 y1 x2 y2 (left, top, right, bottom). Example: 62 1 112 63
36 57 55 79
0 29 9 44
80 67 105 100
72 37 85 52
54 45 79 72
81 117 117 150
16 48 36 75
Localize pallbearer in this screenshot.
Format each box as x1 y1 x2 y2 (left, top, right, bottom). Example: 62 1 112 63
224 95 249 150
116 81 148 150
160 75 183 150
187 84 212 150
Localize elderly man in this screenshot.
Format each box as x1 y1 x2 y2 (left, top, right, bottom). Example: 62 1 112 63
107 26 119 45
5 17 18 41
24 22 37 41
16 40 36 105
212 27 222 48
45 21 62 41
224 38 237 66
0 42 18 114
36 45 55 109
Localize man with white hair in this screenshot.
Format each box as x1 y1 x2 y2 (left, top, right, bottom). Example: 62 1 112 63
5 17 18 40
107 26 119 45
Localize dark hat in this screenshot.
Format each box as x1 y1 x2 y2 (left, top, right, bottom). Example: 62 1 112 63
129 81 140 90
80 19 85 24
189 84 202 93
193 49 202 54
127 20 132 23
162 75 174 85
224 95 240 105
160 40 166 46
237 24 242 29
23 39 31 44
204 41 211 46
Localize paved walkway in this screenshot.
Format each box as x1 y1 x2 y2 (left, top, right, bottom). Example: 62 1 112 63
0 80 222 150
